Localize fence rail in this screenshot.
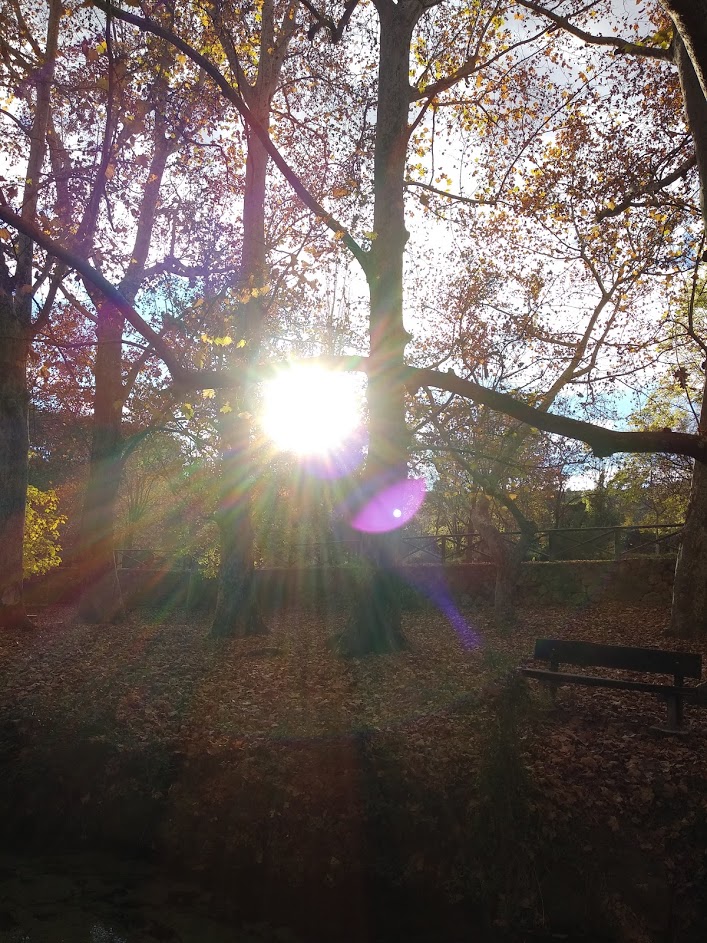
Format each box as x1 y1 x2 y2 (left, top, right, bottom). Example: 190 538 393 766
115 524 684 570
408 524 684 564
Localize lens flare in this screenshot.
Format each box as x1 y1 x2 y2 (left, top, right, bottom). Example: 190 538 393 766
350 477 426 533
302 427 367 480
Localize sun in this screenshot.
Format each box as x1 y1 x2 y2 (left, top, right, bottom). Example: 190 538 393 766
262 365 362 456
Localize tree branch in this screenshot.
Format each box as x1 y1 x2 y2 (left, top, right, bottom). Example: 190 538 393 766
93 0 371 276
0 201 189 381
8 189 704 464
410 365 707 462
515 1 673 61
596 154 696 220
298 0 360 43
404 179 493 206
174 353 707 463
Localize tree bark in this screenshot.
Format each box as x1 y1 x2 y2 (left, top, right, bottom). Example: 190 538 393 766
336 1 421 655
662 1 707 101
210 101 270 638
210 0 297 637
0 0 60 628
211 412 267 637
0 305 32 628
472 497 523 631
76 300 126 622
669 32 707 637
77 82 173 622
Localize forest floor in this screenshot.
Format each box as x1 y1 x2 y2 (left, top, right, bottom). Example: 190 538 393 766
1 601 706 942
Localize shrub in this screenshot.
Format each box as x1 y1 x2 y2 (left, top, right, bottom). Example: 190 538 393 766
24 486 67 577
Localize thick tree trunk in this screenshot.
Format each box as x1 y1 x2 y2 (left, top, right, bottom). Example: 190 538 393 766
671 462 707 638
77 301 126 622
0 0 60 629
210 101 270 638
209 0 298 635
211 412 267 638
76 103 172 622
0 305 32 629
669 32 707 637
663 1 707 100
336 2 420 655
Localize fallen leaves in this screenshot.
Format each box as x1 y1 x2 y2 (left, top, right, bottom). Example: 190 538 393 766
1 601 706 937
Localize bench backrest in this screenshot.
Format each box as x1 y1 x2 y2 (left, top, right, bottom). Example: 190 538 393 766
533 638 702 679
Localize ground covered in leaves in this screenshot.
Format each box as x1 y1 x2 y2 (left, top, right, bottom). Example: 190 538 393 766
1 601 706 942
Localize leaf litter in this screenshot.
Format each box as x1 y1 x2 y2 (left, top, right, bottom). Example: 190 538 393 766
1 602 706 940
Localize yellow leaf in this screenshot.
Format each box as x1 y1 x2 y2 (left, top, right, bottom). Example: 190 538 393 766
202 389 215 399
219 403 233 414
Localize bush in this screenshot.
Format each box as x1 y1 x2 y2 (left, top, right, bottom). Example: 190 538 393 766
24 486 66 577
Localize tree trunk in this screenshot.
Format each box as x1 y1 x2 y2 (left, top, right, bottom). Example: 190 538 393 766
76 93 173 622
669 31 707 637
472 498 522 630
671 462 707 638
210 102 271 637
77 300 126 622
336 2 421 655
211 411 267 638
210 0 298 636
663 1 707 100
0 305 32 629
0 0 60 629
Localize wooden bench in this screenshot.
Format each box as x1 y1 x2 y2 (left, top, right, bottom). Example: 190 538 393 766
520 638 703 732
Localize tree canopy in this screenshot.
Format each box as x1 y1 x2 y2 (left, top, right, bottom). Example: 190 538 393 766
2 0 707 639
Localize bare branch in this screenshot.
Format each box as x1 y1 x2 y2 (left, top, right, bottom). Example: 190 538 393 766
515 1 673 61
298 0 360 43
404 179 494 206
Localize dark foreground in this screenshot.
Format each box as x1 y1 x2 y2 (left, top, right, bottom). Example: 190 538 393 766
1 602 706 942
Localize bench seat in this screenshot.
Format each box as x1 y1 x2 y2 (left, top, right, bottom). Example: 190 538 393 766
520 639 703 731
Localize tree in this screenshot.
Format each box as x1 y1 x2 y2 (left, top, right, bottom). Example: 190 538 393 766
511 1 707 637
6 0 707 647
208 0 299 638
0 0 62 628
